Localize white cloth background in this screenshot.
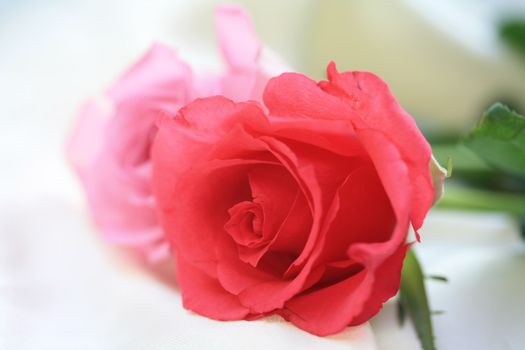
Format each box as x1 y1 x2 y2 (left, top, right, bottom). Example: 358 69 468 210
1 1 524 349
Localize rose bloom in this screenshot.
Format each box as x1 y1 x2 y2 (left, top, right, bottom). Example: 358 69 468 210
152 62 444 335
67 6 281 262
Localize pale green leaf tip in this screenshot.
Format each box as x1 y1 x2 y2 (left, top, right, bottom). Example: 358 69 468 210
430 155 447 204
446 157 453 177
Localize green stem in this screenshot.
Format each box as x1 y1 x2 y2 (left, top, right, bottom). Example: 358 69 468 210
437 186 525 215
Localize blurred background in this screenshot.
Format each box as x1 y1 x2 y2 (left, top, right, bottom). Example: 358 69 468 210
1 1 525 349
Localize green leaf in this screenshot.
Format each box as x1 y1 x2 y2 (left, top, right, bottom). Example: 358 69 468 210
463 103 525 179
431 142 493 175
519 216 525 241
397 299 406 326
399 249 436 350
426 275 448 283
500 19 525 59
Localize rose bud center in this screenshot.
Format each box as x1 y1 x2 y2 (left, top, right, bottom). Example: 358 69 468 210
225 201 265 247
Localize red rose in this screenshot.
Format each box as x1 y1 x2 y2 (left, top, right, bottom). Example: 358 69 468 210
152 62 439 335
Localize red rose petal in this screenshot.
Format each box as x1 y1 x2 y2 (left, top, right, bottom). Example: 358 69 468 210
318 165 396 264
235 189 311 270
349 128 411 260
176 254 252 320
224 200 265 247
152 99 278 277
248 165 298 239
269 117 364 158
324 63 434 232
281 242 408 336
263 72 351 121
279 270 369 336
262 191 311 257
349 243 409 326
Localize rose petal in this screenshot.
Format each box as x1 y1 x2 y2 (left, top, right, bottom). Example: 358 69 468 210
261 137 366 277
222 189 311 291
349 244 409 326
67 97 113 177
216 5 260 72
279 270 368 336
152 97 269 208
324 63 433 232
257 190 311 259
281 244 408 336
215 5 263 102
176 96 269 138
316 165 396 264
348 128 411 264
152 98 285 310
107 43 192 103
275 162 408 335
264 65 434 235
248 165 297 240
176 254 252 320
268 117 364 157
263 72 350 120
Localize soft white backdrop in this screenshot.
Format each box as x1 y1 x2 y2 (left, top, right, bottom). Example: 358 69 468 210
1 1 525 349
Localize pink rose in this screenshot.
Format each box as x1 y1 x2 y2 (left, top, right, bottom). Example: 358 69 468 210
67 5 279 262
151 62 442 335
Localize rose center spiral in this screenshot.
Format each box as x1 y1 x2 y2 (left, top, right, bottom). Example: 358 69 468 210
224 200 266 247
